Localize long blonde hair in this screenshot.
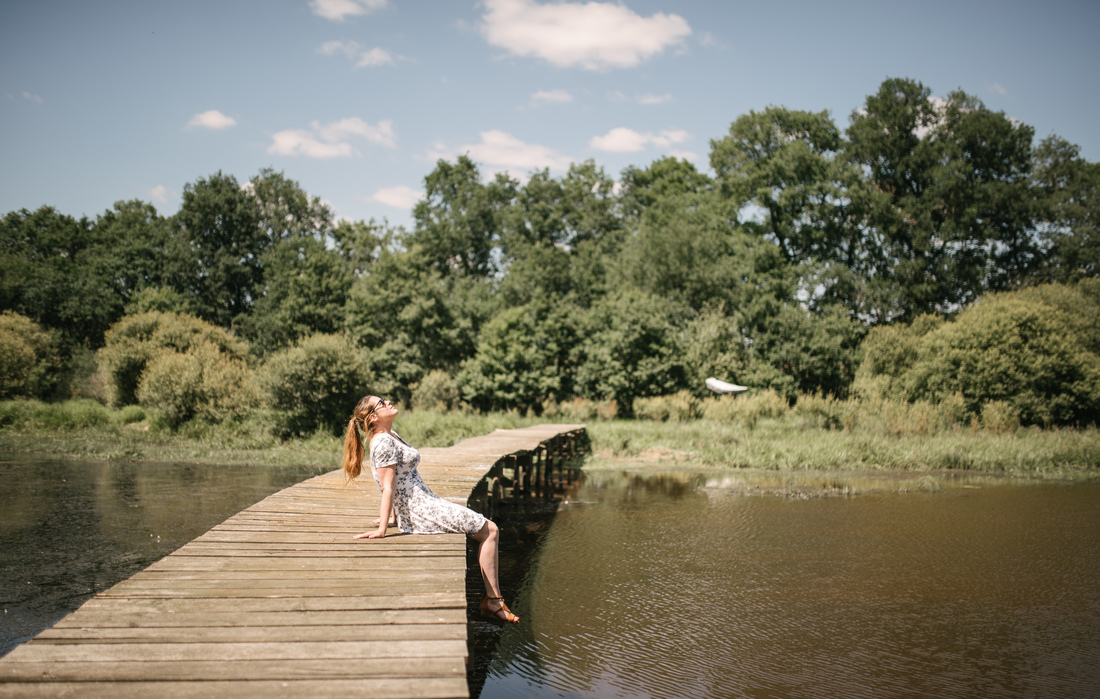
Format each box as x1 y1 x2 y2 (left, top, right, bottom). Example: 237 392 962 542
342 395 380 485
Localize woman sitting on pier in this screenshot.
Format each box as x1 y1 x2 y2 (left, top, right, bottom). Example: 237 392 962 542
341 395 520 624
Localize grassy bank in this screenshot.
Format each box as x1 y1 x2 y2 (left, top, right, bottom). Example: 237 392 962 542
1 399 1097 477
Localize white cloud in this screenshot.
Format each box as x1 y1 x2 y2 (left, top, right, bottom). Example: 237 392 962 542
187 110 237 130
149 185 169 203
317 40 395 68
589 127 688 152
21 91 43 104
268 117 396 158
530 89 574 106
371 185 423 209
310 0 387 21
668 149 698 162
608 91 671 105
428 130 573 177
480 0 692 70
991 82 1008 96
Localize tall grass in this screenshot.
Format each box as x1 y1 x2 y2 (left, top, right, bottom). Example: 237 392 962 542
2 397 1096 476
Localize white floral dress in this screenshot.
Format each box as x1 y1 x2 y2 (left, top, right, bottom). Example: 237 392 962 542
369 432 488 535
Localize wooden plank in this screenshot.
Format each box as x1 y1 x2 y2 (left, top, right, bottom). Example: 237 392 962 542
0 658 465 682
51 609 465 628
5 640 466 662
0 678 470 699
34 623 465 643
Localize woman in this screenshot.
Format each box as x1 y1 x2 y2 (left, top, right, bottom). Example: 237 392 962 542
342 395 519 624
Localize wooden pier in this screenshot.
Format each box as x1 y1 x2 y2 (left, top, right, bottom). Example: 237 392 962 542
0 424 587 698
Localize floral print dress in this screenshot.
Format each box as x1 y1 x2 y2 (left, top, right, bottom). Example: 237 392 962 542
369 431 488 535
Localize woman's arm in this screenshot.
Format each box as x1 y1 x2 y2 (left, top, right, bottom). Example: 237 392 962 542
354 465 395 539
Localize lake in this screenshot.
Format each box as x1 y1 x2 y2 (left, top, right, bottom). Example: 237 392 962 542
477 470 1100 698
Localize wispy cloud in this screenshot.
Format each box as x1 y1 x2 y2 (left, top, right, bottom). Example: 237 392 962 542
268 117 395 158
530 89 574 106
371 185 423 209
20 91 43 104
608 91 671 105
480 0 691 71
428 130 572 177
317 40 395 68
149 185 171 203
310 0 387 21
187 110 237 130
990 82 1008 96
589 127 688 152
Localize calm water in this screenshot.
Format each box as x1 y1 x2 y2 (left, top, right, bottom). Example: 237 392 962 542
478 471 1100 699
0 455 325 657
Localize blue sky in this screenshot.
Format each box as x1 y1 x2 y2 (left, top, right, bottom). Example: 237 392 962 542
2 0 1098 229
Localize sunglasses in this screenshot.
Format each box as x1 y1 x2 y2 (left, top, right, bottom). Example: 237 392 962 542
369 398 392 415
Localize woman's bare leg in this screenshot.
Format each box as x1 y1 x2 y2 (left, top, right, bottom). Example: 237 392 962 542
472 520 501 597
472 520 517 621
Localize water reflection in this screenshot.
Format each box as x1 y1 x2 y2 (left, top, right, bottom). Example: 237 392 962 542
0 455 325 657
479 470 1100 698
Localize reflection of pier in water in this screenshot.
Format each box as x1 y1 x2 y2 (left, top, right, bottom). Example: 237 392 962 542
0 424 588 698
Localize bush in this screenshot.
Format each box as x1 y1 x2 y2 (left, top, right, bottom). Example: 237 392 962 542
0 311 60 399
905 292 1100 425
981 400 1021 433
98 311 250 407
136 342 258 427
701 389 789 427
412 370 458 412
633 391 701 421
257 333 370 437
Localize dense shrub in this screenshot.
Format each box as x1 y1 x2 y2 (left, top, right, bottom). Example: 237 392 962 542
257 333 370 436
136 342 258 427
412 369 459 412
905 292 1100 425
701 389 789 427
633 391 701 421
854 285 1100 426
98 311 250 407
0 311 60 399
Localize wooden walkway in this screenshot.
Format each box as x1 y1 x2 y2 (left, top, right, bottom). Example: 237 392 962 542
0 424 586 699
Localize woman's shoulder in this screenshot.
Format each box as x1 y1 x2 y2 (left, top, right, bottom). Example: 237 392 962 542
370 431 397 449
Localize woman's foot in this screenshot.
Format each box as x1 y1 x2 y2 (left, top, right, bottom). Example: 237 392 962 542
480 595 520 624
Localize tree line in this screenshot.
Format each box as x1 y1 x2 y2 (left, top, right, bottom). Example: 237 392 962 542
2 77 1098 427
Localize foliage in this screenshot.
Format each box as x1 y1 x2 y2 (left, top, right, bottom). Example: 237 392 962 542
411 369 459 412
0 311 60 399
856 285 1100 425
136 342 258 427
1032 135 1100 282
257 333 371 437
571 289 687 411
457 301 577 413
97 311 250 407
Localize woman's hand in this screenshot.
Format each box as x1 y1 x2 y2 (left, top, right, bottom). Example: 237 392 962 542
354 528 386 540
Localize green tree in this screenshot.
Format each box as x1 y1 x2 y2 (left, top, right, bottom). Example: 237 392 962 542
619 156 712 220
571 289 687 410
239 237 353 354
1032 135 1100 282
174 171 263 326
457 301 577 413
409 156 515 276
845 78 1038 320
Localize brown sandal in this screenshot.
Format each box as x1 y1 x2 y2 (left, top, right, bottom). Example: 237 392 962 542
480 595 520 624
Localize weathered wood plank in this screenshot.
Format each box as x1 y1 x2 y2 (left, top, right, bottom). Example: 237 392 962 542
51 608 465 628
0 658 465 682
0 678 470 699
34 623 465 643
6 639 466 662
